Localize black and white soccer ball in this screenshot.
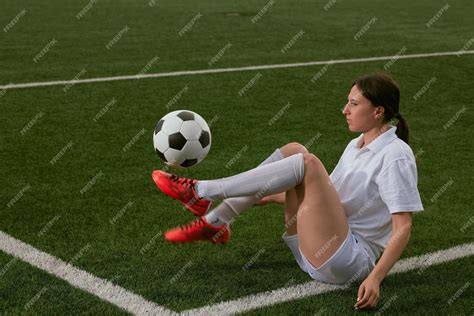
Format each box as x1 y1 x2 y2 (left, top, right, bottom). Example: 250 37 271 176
153 110 211 168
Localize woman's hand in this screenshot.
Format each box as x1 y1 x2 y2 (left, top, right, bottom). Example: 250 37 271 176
353 212 412 310
254 192 286 206
354 274 381 310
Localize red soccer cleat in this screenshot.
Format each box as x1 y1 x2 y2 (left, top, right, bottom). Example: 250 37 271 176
152 170 212 216
164 216 231 244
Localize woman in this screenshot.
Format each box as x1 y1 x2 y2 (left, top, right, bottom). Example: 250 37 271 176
152 72 424 310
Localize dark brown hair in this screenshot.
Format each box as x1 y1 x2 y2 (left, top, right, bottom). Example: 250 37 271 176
352 72 409 144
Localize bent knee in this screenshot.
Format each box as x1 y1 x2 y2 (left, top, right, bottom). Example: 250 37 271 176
303 153 324 170
280 142 309 157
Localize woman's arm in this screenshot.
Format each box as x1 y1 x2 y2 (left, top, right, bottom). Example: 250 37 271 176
355 212 413 310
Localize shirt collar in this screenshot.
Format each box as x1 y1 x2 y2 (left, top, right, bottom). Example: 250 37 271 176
353 125 398 153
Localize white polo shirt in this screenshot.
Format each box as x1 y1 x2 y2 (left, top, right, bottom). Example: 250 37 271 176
329 125 424 263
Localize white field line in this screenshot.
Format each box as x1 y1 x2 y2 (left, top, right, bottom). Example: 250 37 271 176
0 231 177 316
183 242 474 315
1 50 473 90
1 228 473 316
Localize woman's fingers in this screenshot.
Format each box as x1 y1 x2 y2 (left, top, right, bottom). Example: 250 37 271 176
355 286 373 309
358 293 375 309
355 283 366 307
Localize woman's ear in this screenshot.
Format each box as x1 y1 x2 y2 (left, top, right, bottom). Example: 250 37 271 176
374 106 384 119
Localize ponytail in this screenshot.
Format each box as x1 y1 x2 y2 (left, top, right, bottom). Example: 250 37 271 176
394 113 409 144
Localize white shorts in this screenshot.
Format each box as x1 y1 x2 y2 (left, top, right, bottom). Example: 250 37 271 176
283 228 376 284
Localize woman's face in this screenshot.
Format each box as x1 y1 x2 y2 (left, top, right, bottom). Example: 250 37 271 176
342 85 383 133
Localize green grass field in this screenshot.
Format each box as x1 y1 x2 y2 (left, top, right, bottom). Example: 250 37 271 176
1 0 473 314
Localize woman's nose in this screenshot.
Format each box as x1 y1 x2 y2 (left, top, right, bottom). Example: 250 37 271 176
342 104 350 114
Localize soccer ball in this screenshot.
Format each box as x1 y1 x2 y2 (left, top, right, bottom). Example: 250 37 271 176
153 110 211 168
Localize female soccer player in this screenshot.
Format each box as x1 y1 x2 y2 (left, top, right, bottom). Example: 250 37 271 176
152 72 424 310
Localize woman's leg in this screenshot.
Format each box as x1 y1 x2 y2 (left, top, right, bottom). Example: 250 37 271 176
205 143 309 226
204 147 284 226
283 188 299 236
292 154 349 268
279 143 309 236
197 145 306 201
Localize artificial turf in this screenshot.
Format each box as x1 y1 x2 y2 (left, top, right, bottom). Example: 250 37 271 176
1 0 473 314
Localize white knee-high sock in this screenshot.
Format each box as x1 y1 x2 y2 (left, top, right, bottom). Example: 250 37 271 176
204 148 285 226
198 152 305 226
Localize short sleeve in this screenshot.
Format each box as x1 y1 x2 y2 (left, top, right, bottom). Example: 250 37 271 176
376 158 424 214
